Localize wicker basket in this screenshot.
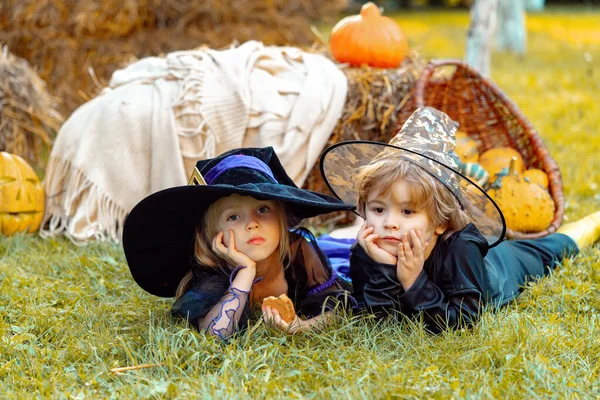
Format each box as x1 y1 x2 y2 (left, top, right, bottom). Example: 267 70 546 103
396 59 564 240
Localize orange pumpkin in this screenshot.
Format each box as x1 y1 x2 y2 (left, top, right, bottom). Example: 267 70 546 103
0 152 45 235
523 168 549 189
486 158 554 233
329 2 409 68
479 147 525 179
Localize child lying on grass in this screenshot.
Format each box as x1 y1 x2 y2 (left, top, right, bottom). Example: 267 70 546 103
320 106 600 333
123 147 355 340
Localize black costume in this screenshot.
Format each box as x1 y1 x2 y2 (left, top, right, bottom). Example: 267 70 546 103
350 224 579 333
172 229 354 338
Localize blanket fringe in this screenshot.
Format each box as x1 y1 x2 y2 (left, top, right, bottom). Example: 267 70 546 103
40 157 128 245
172 62 217 160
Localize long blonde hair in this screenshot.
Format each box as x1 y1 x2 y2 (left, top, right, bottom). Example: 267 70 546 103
175 196 296 298
355 157 471 238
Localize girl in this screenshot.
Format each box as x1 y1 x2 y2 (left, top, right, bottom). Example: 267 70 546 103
123 147 355 340
320 107 600 334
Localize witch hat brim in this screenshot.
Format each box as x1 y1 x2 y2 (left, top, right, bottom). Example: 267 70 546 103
320 140 506 248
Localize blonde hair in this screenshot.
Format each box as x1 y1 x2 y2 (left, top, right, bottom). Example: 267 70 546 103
175 196 296 298
355 157 471 238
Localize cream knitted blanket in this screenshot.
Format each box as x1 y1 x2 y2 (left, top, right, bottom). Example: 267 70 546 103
41 41 347 244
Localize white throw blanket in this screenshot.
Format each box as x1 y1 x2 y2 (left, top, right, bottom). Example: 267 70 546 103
41 41 348 244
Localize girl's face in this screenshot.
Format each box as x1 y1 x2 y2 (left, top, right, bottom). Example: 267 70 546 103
214 195 281 262
364 179 446 259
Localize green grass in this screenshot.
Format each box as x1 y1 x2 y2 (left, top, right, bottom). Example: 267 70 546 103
2 8 600 399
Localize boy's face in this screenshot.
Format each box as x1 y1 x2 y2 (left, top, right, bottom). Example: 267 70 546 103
364 179 446 259
214 195 281 262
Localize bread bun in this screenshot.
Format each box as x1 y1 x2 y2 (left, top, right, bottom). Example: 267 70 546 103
262 293 295 323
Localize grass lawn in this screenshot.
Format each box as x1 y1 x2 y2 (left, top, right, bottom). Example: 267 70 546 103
2 7 600 399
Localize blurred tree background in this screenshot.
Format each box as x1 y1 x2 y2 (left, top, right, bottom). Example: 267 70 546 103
354 0 600 9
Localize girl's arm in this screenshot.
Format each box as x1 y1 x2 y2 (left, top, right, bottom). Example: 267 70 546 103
197 265 256 340
197 230 258 340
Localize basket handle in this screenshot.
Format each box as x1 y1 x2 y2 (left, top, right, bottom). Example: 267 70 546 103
413 59 468 107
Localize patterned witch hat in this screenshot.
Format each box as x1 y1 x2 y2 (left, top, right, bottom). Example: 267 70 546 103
320 106 506 247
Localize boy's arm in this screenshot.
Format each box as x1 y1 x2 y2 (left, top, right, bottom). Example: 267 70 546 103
398 241 487 334
350 245 405 316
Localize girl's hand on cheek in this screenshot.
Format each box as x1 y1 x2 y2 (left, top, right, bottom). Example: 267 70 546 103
396 229 427 290
357 222 397 265
212 230 256 271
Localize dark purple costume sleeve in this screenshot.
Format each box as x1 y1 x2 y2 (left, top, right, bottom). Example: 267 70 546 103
171 267 253 340
198 286 250 340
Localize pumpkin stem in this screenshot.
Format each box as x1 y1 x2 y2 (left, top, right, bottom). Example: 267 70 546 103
360 2 382 17
508 157 518 176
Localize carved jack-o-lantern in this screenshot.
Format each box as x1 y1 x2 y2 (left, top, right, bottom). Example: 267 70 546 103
0 152 45 235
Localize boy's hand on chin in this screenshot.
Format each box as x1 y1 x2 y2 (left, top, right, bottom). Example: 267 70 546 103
396 229 427 291
358 223 398 265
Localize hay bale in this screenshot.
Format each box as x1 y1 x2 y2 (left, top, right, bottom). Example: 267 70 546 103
0 47 63 170
0 0 349 116
302 50 426 229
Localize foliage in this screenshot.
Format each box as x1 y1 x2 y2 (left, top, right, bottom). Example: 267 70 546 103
1 8 600 399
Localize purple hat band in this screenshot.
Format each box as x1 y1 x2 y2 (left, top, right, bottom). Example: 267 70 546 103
203 155 278 185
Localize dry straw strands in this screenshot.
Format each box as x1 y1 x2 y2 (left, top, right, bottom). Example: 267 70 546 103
0 47 63 169
110 363 165 374
0 0 348 117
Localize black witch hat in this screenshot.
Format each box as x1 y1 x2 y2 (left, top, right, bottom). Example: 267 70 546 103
123 146 354 297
